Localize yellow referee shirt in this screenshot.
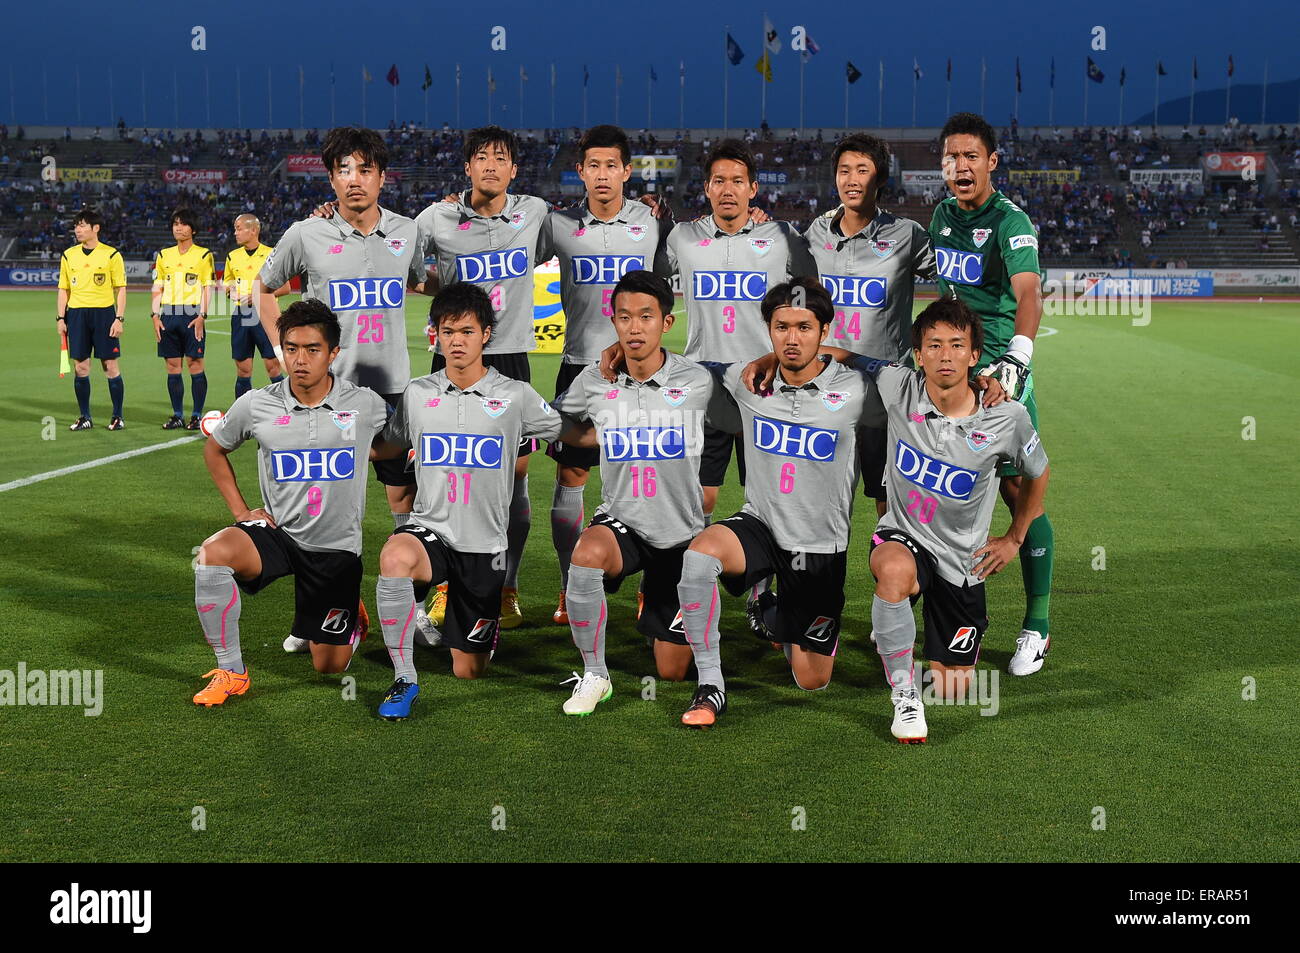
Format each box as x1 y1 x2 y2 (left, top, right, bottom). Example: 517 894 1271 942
223 242 273 299
153 244 215 307
59 242 126 309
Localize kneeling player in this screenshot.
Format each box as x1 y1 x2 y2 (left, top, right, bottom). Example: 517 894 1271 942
865 300 1049 742
369 283 566 720
192 300 388 705
550 270 716 715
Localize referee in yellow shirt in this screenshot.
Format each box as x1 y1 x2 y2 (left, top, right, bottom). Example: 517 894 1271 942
151 207 214 430
223 213 286 398
57 208 127 430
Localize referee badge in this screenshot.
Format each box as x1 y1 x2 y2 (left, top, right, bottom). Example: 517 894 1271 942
93 273 106 286
185 272 198 285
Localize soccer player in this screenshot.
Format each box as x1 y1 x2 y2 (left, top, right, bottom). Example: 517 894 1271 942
866 299 1049 741
221 213 285 399
255 127 427 540
408 126 553 630
369 283 566 720
192 299 388 705
671 278 882 728
804 134 936 516
538 125 664 625
56 208 127 430
151 208 213 430
654 140 817 526
550 270 715 715
930 112 1056 675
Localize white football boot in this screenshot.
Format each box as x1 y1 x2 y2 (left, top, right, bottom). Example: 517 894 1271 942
413 608 443 647
561 671 613 716
1009 630 1050 676
890 688 928 744
282 634 310 653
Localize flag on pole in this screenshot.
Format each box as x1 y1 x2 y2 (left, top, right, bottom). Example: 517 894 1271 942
680 60 685 85
1227 55 1234 77
1050 57 1055 89
363 67 373 83
1120 67 1127 86
726 33 744 65
422 65 433 91
801 35 820 64
1087 57 1105 83
763 16 781 53
583 64 589 87
913 59 923 81
386 64 399 86
1157 61 1167 77
488 68 496 93
650 66 658 82
756 51 773 82
846 61 862 84
1016 57 1022 93
58 331 70 378
520 65 528 82
947 58 952 82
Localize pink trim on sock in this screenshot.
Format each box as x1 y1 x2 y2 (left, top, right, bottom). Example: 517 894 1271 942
702 586 718 650
218 582 238 650
593 599 607 660
389 600 415 664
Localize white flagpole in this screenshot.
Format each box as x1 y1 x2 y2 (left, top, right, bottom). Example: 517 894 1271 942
679 61 685 130
759 21 766 124
76 67 81 125
1154 70 1159 127
174 70 179 127
723 27 730 137
800 53 805 135
1189 62 1194 126
1261 58 1269 123
551 63 556 128
980 57 986 115
1225 65 1232 123
519 68 524 128
299 66 304 129
911 63 917 127
455 64 461 129
648 70 652 128
1119 78 1125 127
235 66 241 129
361 68 366 126
267 67 272 127
878 59 883 126
110 66 116 126
1083 62 1089 126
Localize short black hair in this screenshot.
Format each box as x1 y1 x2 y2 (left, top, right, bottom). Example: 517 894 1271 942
463 125 519 166
761 277 834 328
704 139 757 183
577 124 631 167
171 207 198 231
611 269 674 318
73 207 102 228
429 282 497 334
910 296 985 355
278 298 341 351
831 134 892 194
940 112 998 157
321 126 389 175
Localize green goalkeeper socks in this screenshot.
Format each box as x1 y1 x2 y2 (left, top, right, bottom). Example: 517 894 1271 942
1020 513 1054 634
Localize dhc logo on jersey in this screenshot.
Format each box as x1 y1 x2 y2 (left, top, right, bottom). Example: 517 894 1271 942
820 274 887 309
934 247 985 286
456 248 530 283
603 427 687 461
419 433 504 469
752 416 838 461
894 439 978 500
270 448 356 482
571 255 644 285
693 270 767 301
327 277 405 311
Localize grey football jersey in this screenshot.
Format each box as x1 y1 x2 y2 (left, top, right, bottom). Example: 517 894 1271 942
804 207 936 361
258 208 426 395
872 365 1048 587
414 192 550 355
539 199 661 363
659 216 817 364
712 360 879 554
211 377 388 556
385 367 562 553
552 352 716 548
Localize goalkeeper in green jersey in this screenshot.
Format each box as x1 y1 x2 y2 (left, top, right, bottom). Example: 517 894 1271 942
927 112 1054 676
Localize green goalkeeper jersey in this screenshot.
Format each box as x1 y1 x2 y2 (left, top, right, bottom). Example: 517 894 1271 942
928 190 1041 359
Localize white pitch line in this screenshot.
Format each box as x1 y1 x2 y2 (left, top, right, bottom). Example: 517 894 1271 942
1038 326 1059 338
0 436 200 493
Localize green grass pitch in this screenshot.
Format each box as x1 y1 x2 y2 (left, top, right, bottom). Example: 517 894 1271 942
1 288 1296 862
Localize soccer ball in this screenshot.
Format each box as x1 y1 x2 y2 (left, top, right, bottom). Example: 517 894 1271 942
199 410 224 437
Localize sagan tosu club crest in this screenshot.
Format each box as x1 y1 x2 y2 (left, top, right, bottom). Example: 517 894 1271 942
871 239 897 258
749 238 773 254
662 386 690 407
330 411 357 431
971 228 992 247
966 429 995 451
385 238 407 257
821 391 850 412
481 396 511 418
508 211 527 230
626 224 647 241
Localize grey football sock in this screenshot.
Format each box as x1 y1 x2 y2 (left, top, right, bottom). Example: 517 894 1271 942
565 565 609 678
195 565 244 673
505 475 531 589
392 512 412 529
872 595 917 694
377 575 419 684
550 482 586 589
678 550 724 692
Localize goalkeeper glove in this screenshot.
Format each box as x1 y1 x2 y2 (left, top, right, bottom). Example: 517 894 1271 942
978 334 1033 401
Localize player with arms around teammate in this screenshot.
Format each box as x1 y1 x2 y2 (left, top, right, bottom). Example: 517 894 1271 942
151 208 214 431
412 126 553 630
655 140 817 526
538 125 665 626
931 112 1055 675
57 208 127 430
805 133 936 515
671 278 882 727
254 127 428 535
192 300 388 705
221 213 286 399
864 299 1049 741
551 270 715 716
369 283 567 721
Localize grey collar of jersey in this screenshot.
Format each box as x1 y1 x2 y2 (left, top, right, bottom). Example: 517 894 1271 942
707 214 756 238
284 374 343 411
434 365 499 396
915 375 987 428
775 363 829 392
830 205 894 245
458 190 517 222
332 205 398 239
619 349 673 387
580 197 633 226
